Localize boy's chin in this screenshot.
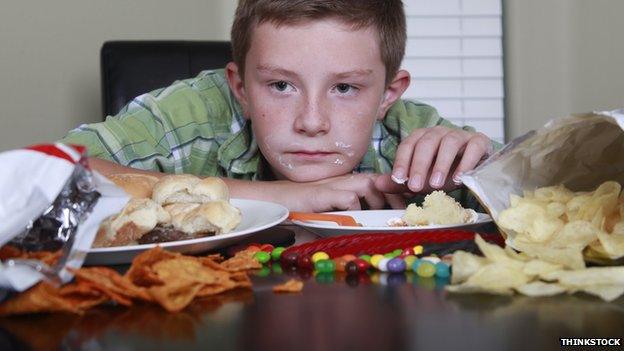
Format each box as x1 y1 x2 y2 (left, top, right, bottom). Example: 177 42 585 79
277 165 350 183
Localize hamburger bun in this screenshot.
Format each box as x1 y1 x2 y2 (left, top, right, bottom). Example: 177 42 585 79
107 173 159 199
152 175 229 205
168 200 241 235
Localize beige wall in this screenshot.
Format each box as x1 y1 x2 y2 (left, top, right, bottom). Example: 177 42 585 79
1 0 623 150
0 0 237 151
504 0 624 139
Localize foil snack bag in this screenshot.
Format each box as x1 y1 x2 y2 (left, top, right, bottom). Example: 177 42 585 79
0 144 128 291
461 109 624 248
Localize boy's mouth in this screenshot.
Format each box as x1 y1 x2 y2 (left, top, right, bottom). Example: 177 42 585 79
287 150 337 161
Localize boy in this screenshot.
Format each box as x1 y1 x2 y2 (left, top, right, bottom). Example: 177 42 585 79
61 0 496 212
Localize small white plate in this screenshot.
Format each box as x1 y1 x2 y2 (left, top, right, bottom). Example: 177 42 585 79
291 210 492 237
85 199 289 265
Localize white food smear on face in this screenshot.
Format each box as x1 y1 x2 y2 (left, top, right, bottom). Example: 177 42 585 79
335 141 355 157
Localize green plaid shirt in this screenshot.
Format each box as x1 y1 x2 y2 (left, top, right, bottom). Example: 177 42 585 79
60 69 479 180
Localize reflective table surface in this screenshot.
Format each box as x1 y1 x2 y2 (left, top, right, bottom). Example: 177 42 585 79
1 227 623 351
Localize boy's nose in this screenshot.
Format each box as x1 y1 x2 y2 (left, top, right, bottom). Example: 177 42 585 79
294 98 330 136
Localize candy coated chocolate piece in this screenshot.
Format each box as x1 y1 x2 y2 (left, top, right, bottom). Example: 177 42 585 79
253 251 271 264
314 259 336 273
413 245 424 255
354 259 370 273
411 259 423 272
378 258 390 272
345 261 359 275
404 255 417 268
271 247 286 261
387 258 406 273
297 254 314 269
370 254 384 267
416 261 436 278
280 251 299 266
435 262 450 278
312 251 330 263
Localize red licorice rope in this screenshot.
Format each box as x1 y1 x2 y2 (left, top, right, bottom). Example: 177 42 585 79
283 230 504 258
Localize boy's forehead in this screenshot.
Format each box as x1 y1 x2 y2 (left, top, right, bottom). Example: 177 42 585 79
246 19 383 72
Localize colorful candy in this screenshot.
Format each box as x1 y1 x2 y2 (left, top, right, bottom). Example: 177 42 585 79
312 251 330 263
370 254 384 268
314 259 336 273
253 251 271 264
416 261 436 278
387 258 406 273
378 258 390 272
271 247 286 261
435 262 450 278
413 245 424 255
403 255 417 268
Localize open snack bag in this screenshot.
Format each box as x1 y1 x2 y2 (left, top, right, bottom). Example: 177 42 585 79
0 144 128 291
450 109 624 301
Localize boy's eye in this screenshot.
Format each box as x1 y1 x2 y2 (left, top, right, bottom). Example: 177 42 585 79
334 83 357 95
271 81 291 92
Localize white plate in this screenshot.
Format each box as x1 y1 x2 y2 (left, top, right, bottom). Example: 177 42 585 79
85 199 289 265
292 210 492 237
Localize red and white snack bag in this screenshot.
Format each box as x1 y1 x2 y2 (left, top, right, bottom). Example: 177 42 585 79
0 143 128 291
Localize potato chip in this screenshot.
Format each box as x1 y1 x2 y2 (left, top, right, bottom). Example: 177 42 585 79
596 231 624 260
474 235 524 269
515 281 567 297
513 240 585 270
550 266 624 286
534 185 574 203
575 285 624 302
448 263 529 295
522 259 563 279
450 251 488 284
273 279 304 293
550 220 600 249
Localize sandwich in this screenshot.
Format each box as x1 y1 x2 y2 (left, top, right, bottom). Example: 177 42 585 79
93 174 241 248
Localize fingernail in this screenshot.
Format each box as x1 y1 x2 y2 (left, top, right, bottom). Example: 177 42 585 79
452 172 463 185
391 169 407 184
430 172 444 188
408 175 423 191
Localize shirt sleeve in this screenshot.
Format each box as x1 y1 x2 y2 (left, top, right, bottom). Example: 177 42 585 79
59 72 236 176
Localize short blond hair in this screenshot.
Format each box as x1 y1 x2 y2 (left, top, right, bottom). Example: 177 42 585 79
231 0 406 84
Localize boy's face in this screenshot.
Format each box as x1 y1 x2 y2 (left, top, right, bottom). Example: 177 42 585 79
227 19 408 182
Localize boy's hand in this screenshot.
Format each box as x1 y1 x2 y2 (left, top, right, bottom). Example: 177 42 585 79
376 126 492 194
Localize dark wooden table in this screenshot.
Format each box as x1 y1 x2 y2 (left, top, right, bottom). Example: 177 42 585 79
1 226 623 351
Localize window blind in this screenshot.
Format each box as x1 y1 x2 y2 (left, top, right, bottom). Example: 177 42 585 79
402 0 505 143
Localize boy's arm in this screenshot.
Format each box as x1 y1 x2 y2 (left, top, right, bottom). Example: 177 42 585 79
89 157 400 212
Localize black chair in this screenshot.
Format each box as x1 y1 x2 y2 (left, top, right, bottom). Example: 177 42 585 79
100 40 232 119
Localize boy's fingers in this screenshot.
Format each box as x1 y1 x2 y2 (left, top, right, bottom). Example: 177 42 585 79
374 174 408 194
452 134 491 184
391 129 426 184
429 131 465 189
408 130 445 192
321 189 361 211
384 193 406 209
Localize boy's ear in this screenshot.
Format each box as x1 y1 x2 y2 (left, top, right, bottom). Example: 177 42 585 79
377 69 411 120
225 62 250 118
